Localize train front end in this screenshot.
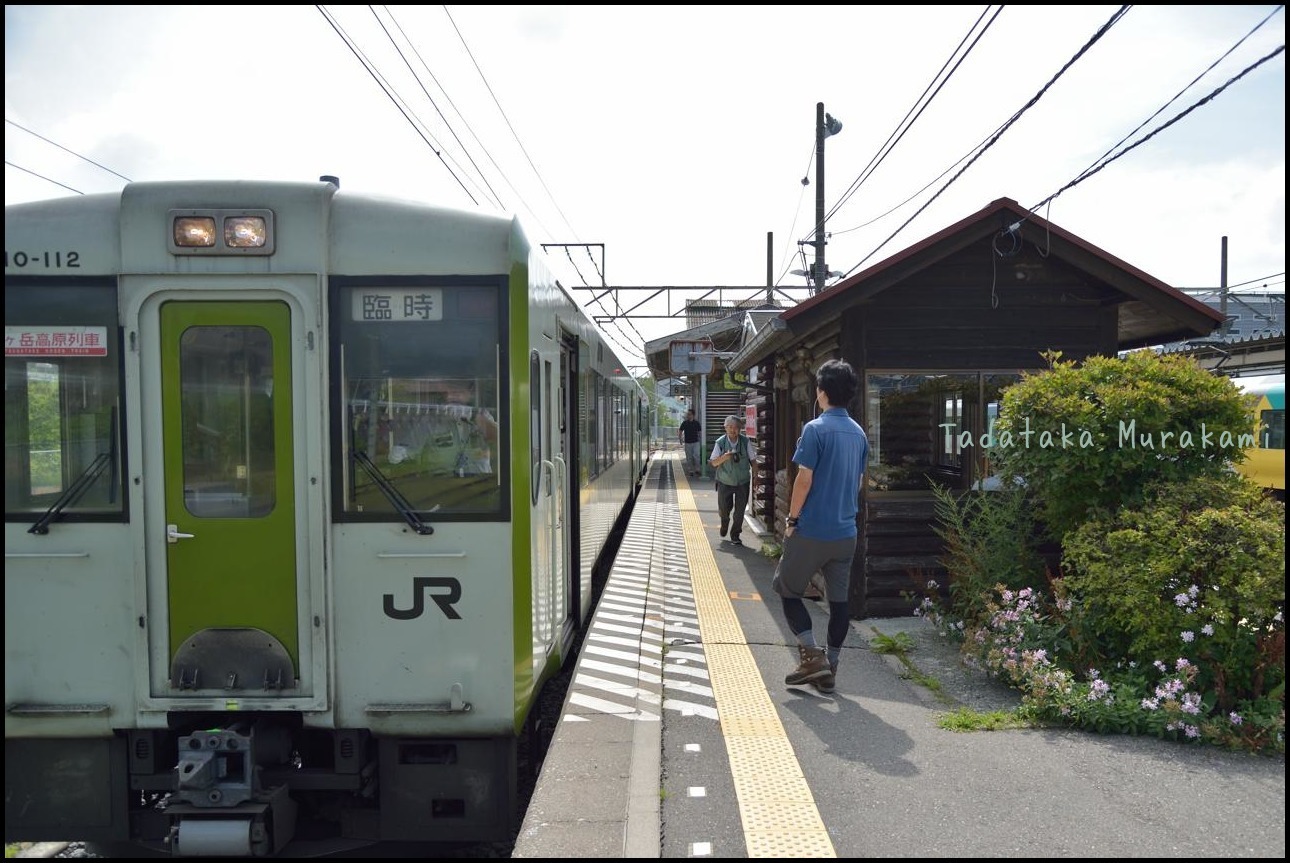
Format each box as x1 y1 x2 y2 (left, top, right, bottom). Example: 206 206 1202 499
5 180 548 855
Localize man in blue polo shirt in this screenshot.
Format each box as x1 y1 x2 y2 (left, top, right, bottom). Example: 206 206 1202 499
771 358 868 694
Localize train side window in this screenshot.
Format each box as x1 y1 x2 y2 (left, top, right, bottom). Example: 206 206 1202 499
1260 409 1284 450
530 351 541 505
332 281 507 521
4 282 125 521
544 360 553 494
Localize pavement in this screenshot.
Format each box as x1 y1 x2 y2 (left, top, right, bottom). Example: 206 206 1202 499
515 451 1285 859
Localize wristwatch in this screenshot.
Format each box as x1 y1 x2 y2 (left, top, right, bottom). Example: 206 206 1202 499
786 516 800 527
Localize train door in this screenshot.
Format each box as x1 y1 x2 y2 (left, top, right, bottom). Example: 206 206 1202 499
159 300 299 690
559 333 580 630
542 352 566 640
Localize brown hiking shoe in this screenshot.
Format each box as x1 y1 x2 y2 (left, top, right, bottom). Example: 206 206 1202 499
811 664 838 694
785 646 830 685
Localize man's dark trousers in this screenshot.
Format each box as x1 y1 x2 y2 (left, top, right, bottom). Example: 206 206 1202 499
716 480 750 541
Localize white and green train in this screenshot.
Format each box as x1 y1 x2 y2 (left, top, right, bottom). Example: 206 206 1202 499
4 179 649 855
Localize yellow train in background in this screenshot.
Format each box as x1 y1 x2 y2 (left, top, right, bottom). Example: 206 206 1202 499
1234 373 1285 499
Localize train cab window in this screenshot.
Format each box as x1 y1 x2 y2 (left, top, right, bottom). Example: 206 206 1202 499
4 282 125 523
332 281 506 521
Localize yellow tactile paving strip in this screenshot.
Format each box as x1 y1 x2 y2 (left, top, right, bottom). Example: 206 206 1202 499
675 465 837 858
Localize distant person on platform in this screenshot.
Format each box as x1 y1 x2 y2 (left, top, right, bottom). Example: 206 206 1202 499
679 409 702 477
709 415 756 547
772 359 868 695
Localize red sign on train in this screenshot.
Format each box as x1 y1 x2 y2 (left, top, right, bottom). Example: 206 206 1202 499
4 326 109 357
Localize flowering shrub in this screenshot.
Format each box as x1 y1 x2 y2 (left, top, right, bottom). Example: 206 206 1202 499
922 357 1284 755
1062 474 1285 711
919 580 1284 754
958 584 1071 688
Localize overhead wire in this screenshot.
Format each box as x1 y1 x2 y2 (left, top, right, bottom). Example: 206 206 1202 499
370 5 504 210
372 5 581 256
1028 44 1286 214
771 144 819 287
315 4 480 205
579 247 652 348
442 5 576 241
1210 272 1286 291
821 5 1004 232
784 5 1002 292
4 160 84 195
334 6 644 365
377 6 580 245
435 6 651 364
829 145 982 238
384 6 534 222
1055 4 1284 210
6 118 133 183
835 4 1134 281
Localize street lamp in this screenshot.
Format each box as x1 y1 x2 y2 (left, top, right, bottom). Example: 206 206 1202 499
811 102 842 296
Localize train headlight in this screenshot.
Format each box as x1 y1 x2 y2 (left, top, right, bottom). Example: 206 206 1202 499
225 216 268 248
168 209 275 255
173 216 217 247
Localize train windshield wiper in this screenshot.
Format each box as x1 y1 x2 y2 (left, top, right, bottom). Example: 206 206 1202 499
351 450 435 535
28 452 113 535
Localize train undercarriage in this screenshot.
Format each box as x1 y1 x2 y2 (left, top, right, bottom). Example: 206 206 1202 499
6 715 520 857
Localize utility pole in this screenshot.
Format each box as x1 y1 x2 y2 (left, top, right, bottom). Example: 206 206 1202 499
1220 235 1229 336
766 232 774 305
812 102 843 296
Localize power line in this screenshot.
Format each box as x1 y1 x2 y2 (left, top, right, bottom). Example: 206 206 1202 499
392 7 552 233
772 147 817 287
6 119 133 183
819 5 1004 237
1178 272 1286 292
383 5 541 226
442 5 578 241
372 5 505 210
1029 42 1286 213
4 160 84 195
1058 5 1284 208
836 4 1134 281
316 4 480 205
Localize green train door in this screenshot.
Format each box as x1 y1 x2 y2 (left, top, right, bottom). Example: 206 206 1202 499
160 301 299 691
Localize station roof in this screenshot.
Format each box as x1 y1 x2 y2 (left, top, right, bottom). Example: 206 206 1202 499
728 197 1225 372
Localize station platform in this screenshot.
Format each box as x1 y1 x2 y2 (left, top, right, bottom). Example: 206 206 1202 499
513 452 1285 859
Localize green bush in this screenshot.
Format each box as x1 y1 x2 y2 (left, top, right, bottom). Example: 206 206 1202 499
992 351 1253 539
1061 473 1285 711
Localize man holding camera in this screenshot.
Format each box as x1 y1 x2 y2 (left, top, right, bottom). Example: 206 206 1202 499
710 414 756 546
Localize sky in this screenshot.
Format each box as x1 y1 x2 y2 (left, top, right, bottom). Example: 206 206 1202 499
4 5 1285 372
